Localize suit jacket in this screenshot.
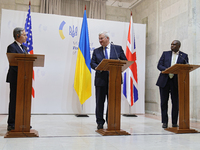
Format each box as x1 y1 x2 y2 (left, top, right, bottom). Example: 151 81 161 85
90 44 127 86
156 50 189 88
6 41 27 84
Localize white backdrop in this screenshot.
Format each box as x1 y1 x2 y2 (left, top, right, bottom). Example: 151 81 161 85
0 9 146 114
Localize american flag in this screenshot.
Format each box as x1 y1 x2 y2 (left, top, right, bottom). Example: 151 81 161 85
123 14 138 106
23 1 35 98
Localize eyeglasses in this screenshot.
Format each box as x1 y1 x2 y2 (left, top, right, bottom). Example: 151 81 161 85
21 34 27 37
99 36 106 40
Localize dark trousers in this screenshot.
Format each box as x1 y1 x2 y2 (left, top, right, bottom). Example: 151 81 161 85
7 83 17 126
159 78 179 124
95 85 108 125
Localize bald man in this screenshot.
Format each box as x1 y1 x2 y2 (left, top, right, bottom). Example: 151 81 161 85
156 40 189 128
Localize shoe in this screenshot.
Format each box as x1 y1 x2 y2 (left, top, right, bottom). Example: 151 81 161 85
97 124 103 130
7 125 15 131
172 124 179 127
162 123 168 128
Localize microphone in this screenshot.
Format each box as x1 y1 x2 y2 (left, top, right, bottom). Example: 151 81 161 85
111 42 119 60
179 53 189 64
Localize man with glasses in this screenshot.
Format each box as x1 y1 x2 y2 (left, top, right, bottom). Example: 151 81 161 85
6 27 27 131
90 31 127 130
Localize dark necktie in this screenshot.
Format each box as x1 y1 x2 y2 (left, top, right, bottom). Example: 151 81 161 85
20 45 25 53
105 47 108 59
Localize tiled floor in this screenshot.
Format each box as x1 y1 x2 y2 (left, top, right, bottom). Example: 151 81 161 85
0 114 200 150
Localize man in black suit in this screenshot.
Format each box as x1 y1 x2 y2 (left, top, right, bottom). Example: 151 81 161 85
156 40 189 128
6 27 27 131
90 32 127 130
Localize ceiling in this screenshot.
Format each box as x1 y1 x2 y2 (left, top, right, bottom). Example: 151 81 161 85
106 0 142 9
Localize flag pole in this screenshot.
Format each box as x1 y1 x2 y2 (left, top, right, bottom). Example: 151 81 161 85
122 105 137 117
75 5 89 117
75 104 89 117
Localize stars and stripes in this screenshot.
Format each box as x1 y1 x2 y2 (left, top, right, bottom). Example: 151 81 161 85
23 1 35 98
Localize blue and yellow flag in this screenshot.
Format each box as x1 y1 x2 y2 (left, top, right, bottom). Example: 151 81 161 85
74 10 91 104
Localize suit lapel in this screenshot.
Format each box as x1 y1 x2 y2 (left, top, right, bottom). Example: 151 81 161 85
14 42 23 53
110 44 118 59
21 45 27 54
110 44 114 59
99 46 105 60
177 51 184 63
168 51 172 67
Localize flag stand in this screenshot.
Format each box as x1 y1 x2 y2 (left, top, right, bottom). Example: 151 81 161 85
75 104 89 117
122 105 137 117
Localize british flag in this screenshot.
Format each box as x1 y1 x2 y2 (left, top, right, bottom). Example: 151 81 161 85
23 1 35 98
123 14 138 106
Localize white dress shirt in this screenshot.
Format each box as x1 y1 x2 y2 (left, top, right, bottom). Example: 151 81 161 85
103 43 111 59
171 51 179 66
15 40 24 53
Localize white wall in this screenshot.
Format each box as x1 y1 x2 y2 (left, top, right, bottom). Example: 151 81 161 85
0 9 146 114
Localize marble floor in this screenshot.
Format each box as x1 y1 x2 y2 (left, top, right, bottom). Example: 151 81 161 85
0 114 200 150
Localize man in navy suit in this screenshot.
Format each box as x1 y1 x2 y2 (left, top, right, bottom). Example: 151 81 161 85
90 32 127 130
156 40 189 128
6 27 27 131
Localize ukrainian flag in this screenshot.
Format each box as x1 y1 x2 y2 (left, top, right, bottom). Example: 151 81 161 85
74 10 91 104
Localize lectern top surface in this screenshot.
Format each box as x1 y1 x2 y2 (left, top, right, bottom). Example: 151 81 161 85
162 64 200 74
6 53 45 67
96 59 134 72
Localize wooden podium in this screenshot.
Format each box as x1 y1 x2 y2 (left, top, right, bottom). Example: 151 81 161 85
95 59 134 136
162 64 200 133
5 53 45 138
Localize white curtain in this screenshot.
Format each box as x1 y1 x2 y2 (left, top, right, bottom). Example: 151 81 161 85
40 0 62 15
40 0 106 19
89 0 106 19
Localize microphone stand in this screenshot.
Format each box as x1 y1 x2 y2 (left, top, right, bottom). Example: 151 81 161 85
110 42 119 59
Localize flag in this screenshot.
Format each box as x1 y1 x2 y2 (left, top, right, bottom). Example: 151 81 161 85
74 9 91 104
123 14 138 106
23 1 35 98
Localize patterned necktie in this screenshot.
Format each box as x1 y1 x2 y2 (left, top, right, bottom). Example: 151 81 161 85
169 53 177 78
105 47 108 59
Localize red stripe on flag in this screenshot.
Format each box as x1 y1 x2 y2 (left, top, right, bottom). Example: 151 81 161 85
132 62 138 83
32 68 35 98
29 50 33 54
130 77 133 106
127 21 131 44
126 48 138 83
29 49 35 98
32 87 35 98
32 69 35 80
126 48 136 61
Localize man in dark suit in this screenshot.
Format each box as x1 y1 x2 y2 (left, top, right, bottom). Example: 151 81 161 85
90 32 127 130
6 27 27 131
156 40 189 128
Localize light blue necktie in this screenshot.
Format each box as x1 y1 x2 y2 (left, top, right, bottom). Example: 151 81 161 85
105 47 108 59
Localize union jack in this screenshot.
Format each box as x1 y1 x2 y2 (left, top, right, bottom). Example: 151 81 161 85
123 14 138 106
